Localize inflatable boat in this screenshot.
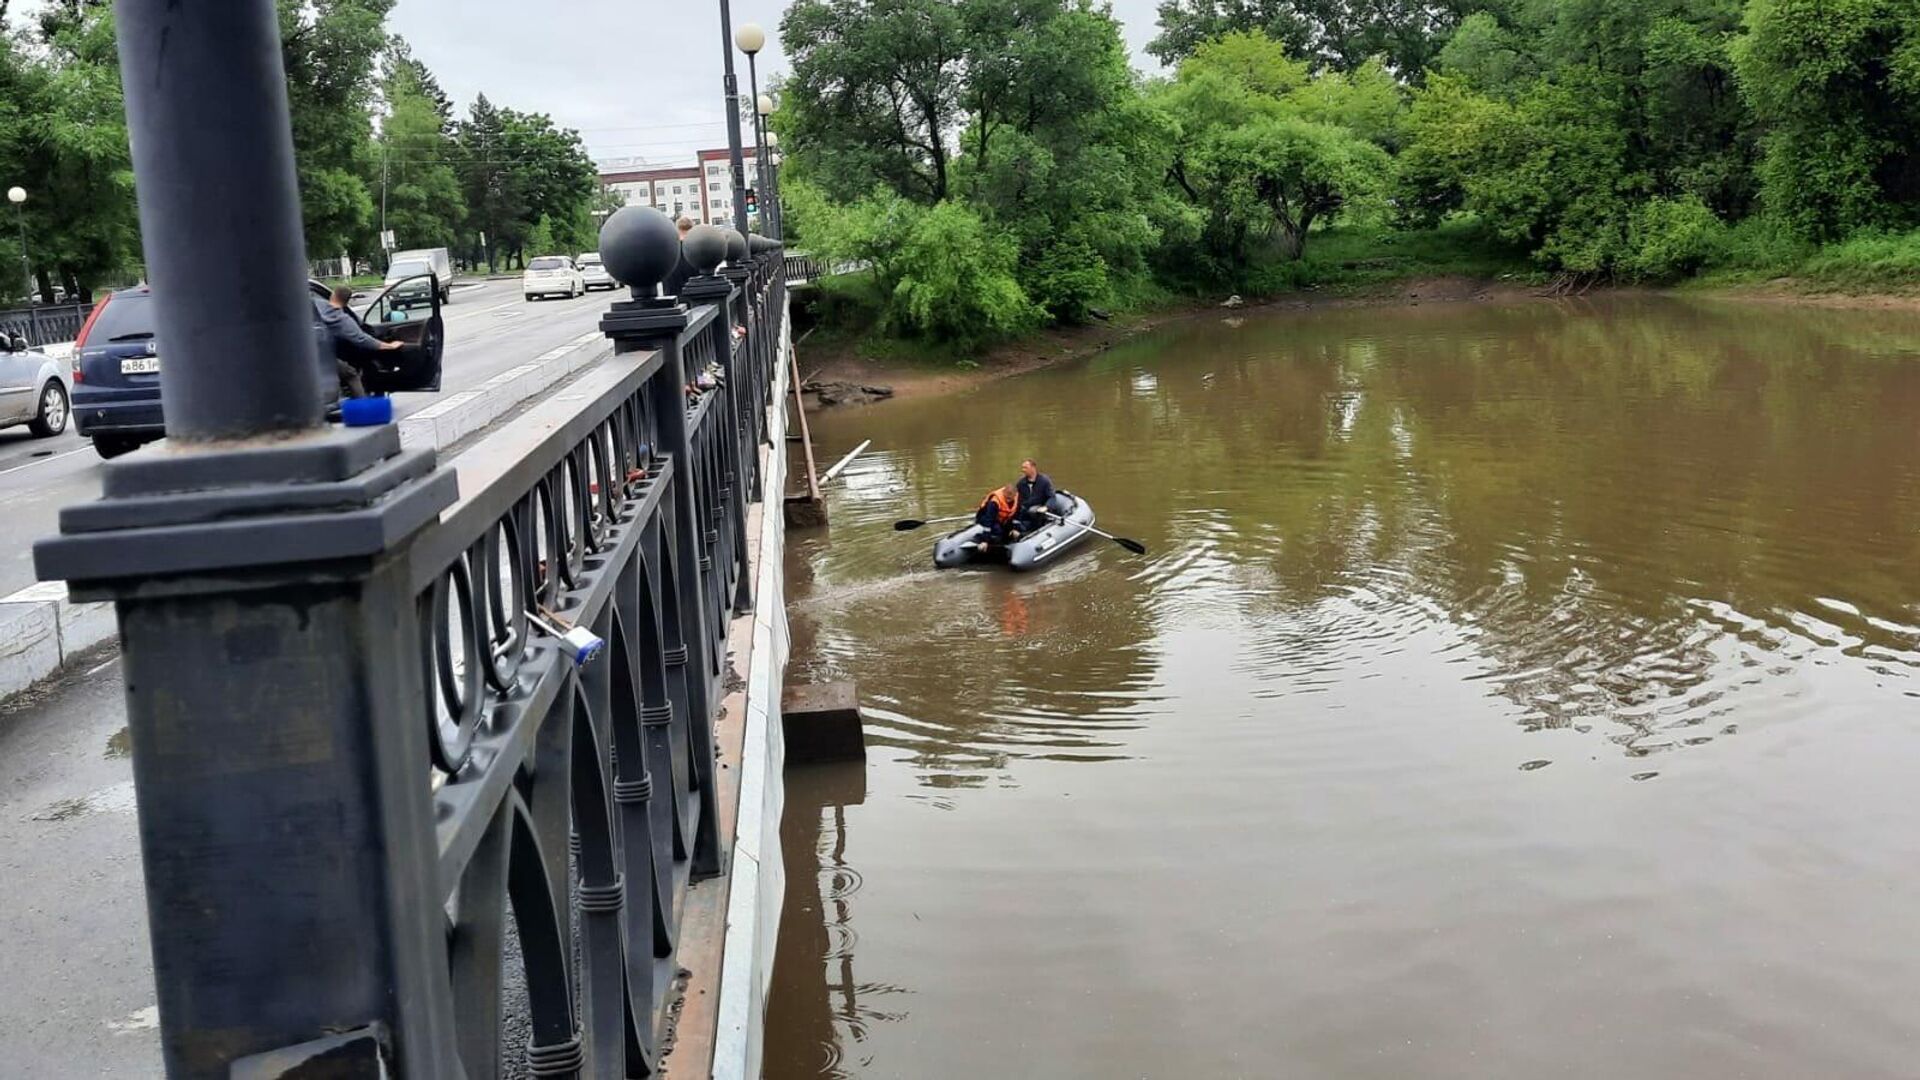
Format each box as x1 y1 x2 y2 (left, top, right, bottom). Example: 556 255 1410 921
933 491 1096 571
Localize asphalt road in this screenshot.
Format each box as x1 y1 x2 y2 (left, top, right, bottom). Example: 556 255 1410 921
0 277 622 596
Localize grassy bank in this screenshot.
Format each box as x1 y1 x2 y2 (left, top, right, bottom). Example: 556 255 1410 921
1690 222 1920 294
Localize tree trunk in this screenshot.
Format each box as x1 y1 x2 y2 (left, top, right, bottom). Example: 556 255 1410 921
1276 221 1305 261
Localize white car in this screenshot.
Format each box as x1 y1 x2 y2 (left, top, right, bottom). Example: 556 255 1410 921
523 255 586 301
578 252 616 291
0 332 70 439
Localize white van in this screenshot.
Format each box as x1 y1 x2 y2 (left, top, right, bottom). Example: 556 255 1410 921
387 248 454 303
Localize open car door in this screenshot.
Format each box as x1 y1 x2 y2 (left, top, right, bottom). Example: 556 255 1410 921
355 271 444 393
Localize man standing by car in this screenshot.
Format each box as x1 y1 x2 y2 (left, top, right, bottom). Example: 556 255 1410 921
316 284 400 396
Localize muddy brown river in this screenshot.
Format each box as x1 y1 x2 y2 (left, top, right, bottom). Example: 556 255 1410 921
763 294 1920 1079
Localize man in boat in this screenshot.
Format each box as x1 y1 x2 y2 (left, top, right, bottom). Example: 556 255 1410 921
1015 459 1056 533
973 484 1021 552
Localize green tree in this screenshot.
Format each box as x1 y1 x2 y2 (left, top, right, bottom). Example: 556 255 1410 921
456 94 516 270
779 0 968 203
524 214 555 258
1156 32 1391 271
278 0 394 260
1193 115 1389 260
1 5 138 301
496 109 597 265
378 59 464 257
1147 0 1474 76
888 200 1038 345
1731 0 1920 238
954 0 1179 321
1401 72 1642 273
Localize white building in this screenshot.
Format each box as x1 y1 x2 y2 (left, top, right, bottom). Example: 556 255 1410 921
600 146 761 226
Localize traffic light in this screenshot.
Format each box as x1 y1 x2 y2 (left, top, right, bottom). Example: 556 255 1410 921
745 188 759 215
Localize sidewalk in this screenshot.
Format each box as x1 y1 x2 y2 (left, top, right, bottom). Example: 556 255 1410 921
0 650 157 1077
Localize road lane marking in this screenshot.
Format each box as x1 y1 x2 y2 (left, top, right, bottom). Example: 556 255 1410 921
0 445 90 478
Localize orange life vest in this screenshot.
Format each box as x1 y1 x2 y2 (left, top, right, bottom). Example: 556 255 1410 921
980 488 1018 525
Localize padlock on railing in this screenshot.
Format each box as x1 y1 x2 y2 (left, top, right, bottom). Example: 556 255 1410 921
528 609 605 668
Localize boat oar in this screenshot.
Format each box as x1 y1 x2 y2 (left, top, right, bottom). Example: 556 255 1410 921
1043 510 1148 555
893 514 972 532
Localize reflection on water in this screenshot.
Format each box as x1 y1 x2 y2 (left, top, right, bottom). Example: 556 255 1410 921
766 294 1920 1079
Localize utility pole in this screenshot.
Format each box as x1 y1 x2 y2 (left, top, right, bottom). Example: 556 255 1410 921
380 135 390 266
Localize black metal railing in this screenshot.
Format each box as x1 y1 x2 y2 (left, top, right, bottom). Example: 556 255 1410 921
30 5 799 1072
402 255 785 1076
0 300 91 347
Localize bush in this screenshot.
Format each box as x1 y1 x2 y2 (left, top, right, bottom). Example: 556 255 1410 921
1709 215 1813 274
1797 229 1920 288
1623 196 1728 280
1023 238 1110 324
888 201 1039 348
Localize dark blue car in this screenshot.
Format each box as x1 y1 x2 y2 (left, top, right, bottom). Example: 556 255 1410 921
72 274 444 458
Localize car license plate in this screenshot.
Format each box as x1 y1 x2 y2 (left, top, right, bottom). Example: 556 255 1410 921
121 356 160 374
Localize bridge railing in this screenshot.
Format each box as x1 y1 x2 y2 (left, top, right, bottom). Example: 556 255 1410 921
0 300 92 347
30 5 797 1070
399 253 783 1075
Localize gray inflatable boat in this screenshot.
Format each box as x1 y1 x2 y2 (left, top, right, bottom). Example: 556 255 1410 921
933 491 1096 571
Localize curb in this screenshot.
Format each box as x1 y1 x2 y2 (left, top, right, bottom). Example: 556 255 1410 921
0 330 614 704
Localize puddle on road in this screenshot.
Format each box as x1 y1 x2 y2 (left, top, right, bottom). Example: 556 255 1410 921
29 780 136 822
105 726 130 758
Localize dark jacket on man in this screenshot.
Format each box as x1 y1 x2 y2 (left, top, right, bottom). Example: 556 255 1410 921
663 248 694 297
315 298 386 355
1017 472 1055 519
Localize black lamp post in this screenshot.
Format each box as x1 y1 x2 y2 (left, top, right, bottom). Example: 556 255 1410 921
717 1 753 237
755 94 777 235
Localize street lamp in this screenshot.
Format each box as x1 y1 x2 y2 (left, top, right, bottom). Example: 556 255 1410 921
7 187 28 303
736 23 770 234
716 4 754 239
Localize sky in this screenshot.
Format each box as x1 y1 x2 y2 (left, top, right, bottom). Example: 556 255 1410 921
388 0 1169 171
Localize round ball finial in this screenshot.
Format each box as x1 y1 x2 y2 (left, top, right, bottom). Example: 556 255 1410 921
735 22 766 54
723 229 749 265
599 206 680 296
683 224 728 274
749 234 782 255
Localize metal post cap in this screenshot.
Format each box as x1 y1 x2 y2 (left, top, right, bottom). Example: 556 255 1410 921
748 234 781 255
723 229 749 265
683 224 728 274
599 206 681 295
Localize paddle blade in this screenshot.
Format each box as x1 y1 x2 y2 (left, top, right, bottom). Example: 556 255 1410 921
893 519 927 531
1114 536 1148 555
